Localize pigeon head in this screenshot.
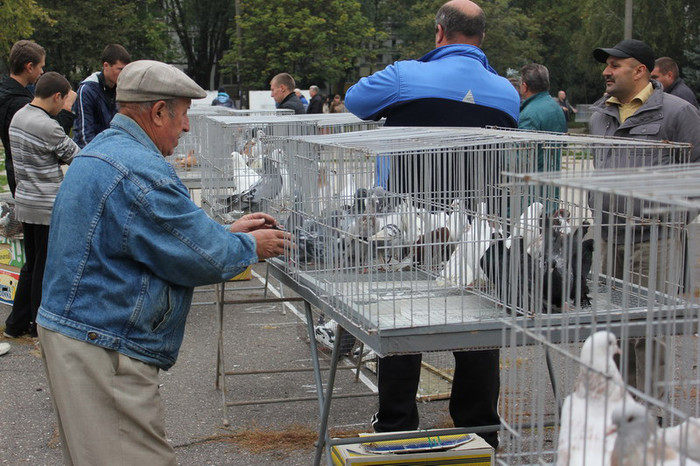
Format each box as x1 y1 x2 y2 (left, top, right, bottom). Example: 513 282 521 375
610 403 658 464
580 331 621 372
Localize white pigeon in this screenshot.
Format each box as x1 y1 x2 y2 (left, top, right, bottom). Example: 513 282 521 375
557 331 635 466
446 199 471 242
438 201 494 288
663 417 700 463
229 151 260 194
609 403 700 466
506 201 544 252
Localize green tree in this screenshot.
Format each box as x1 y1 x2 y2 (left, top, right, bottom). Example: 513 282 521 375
31 0 171 85
222 0 374 95
361 0 541 76
162 0 234 89
0 0 52 64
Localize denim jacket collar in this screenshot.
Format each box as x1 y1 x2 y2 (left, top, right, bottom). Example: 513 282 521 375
110 113 162 157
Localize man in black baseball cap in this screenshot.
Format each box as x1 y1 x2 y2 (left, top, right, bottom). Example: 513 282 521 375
593 39 655 72
588 38 700 414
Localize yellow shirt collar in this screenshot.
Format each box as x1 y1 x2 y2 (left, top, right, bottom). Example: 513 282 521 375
606 82 654 123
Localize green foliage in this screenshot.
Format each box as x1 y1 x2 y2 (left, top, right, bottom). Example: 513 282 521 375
30 0 171 86
162 0 234 88
0 0 52 62
222 0 374 91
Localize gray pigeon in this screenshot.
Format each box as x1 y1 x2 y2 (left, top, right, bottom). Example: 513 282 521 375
610 403 700 466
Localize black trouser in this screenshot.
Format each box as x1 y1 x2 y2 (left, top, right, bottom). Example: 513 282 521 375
373 349 501 448
5 223 49 335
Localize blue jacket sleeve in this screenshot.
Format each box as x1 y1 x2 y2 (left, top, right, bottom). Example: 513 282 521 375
345 63 402 120
72 85 99 148
126 181 259 287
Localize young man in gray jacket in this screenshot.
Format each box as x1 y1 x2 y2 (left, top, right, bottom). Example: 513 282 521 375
3 72 79 338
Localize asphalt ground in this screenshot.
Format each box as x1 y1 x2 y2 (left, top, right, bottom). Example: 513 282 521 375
0 262 457 465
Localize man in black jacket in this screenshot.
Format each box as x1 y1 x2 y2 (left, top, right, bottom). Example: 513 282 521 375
0 40 76 196
651 56 699 108
270 73 305 114
0 41 46 196
306 85 324 114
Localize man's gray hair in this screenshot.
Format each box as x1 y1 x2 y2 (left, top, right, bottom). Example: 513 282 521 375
520 63 551 94
309 85 320 93
118 99 179 118
435 3 485 42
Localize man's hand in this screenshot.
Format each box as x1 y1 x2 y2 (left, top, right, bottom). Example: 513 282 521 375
249 228 294 260
229 213 280 233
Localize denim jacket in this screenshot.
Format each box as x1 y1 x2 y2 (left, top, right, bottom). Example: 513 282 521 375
37 114 258 370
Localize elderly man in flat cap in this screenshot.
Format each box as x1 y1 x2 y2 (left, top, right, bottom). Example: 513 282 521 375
589 40 700 415
36 60 292 464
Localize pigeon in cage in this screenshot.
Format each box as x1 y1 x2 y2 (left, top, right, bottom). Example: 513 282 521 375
663 417 700 463
481 208 594 314
226 156 283 212
557 331 635 466
538 214 595 311
229 151 261 194
439 201 496 288
369 220 412 270
609 403 700 466
365 186 403 215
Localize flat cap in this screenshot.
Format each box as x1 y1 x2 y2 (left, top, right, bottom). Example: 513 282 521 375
116 60 207 102
593 39 655 72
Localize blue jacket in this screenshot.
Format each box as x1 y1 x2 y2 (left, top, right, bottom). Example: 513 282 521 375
345 44 519 124
72 72 117 148
37 114 259 369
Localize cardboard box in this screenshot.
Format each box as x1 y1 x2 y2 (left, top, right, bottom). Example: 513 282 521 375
229 264 253 281
331 431 494 465
0 236 25 269
0 266 20 306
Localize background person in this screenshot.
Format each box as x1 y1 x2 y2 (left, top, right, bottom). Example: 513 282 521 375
211 86 235 108
306 85 324 114
590 39 700 409
3 72 79 339
0 40 46 196
345 0 519 449
556 90 577 122
270 73 305 114
651 56 699 108
72 44 131 147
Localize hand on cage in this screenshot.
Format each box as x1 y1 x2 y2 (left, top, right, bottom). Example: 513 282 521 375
249 228 294 260
229 212 281 233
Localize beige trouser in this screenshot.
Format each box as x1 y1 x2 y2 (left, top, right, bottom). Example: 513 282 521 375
38 327 177 466
600 238 683 400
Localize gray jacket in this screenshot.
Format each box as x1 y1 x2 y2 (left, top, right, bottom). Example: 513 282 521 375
589 81 700 167
588 82 700 242
665 78 699 109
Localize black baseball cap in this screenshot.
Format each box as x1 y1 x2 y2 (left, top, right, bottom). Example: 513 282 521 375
593 39 655 72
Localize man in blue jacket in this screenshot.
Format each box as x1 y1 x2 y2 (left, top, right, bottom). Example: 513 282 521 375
345 0 519 449
38 60 292 464
72 44 131 147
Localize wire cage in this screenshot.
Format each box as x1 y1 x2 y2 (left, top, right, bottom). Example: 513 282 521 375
167 107 295 175
261 127 692 357
497 163 700 465
199 113 384 223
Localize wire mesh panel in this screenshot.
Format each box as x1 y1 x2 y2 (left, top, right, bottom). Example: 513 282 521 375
199 114 383 223
497 163 700 465
261 127 695 359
